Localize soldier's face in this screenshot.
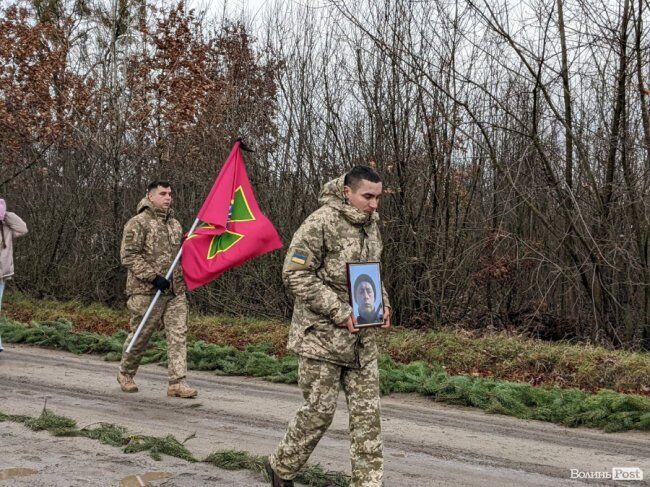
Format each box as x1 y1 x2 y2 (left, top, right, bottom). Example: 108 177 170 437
344 179 382 214
356 282 375 315
148 186 172 210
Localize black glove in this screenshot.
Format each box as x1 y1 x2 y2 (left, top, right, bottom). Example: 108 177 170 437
152 275 170 292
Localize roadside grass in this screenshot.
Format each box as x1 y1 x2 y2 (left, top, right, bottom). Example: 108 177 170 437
2 293 649 395
382 328 650 395
0 407 350 486
1 317 649 432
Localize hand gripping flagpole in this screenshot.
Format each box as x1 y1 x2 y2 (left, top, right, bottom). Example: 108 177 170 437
125 138 254 354
125 218 200 354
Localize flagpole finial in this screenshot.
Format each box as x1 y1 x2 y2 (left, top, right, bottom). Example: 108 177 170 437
236 137 254 153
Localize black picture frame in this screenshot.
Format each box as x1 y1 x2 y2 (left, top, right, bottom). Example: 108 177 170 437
346 262 385 328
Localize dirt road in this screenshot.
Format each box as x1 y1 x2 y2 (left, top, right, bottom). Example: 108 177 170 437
0 344 648 486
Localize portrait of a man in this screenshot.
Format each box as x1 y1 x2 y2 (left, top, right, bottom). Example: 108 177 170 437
351 270 384 326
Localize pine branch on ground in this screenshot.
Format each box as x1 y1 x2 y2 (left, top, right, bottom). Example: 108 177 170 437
204 449 350 487
0 406 196 461
1 408 349 485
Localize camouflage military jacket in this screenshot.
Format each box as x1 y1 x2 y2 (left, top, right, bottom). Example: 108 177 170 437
121 198 186 296
283 176 390 368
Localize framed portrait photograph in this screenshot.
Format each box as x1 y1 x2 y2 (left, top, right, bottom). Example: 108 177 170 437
346 262 385 328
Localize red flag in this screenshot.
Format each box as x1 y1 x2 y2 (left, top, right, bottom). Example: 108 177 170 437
181 141 283 290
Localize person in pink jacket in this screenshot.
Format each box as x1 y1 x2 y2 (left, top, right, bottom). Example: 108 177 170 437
0 198 28 351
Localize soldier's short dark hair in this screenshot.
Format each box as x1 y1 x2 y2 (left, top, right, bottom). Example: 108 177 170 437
353 274 377 298
147 180 171 193
344 166 381 190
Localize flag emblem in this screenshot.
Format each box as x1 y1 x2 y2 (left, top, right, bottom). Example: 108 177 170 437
228 186 255 223
180 141 283 290
291 251 307 265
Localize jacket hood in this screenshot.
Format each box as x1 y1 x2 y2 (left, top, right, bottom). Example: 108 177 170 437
136 197 153 214
136 197 173 219
318 175 378 226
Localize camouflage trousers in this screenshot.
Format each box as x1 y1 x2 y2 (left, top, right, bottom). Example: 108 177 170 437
120 293 188 383
270 357 383 487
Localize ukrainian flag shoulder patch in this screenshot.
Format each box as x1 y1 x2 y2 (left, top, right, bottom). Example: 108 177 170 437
291 251 307 265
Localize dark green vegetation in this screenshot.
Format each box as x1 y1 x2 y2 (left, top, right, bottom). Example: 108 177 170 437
0 407 196 462
4 294 650 394
0 408 350 486
204 450 350 487
1 316 649 432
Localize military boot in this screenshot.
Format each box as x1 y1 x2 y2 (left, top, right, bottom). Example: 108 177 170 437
264 460 294 487
117 372 138 393
167 380 198 398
